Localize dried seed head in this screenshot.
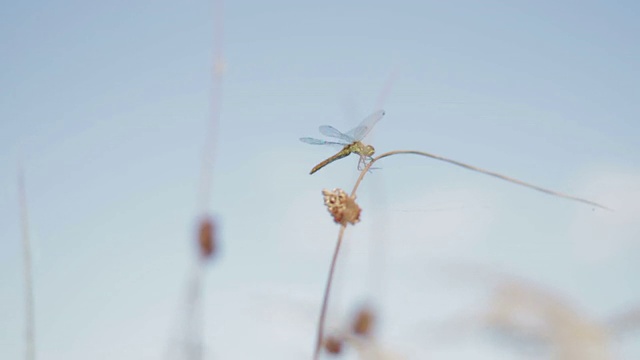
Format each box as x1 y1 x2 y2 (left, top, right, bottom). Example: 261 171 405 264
213 59 226 76
352 306 375 336
322 188 361 225
197 216 217 260
323 335 343 355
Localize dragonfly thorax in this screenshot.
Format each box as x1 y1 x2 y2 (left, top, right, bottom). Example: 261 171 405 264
351 142 375 157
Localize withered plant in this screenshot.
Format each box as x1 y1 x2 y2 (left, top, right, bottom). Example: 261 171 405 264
321 304 405 360
431 269 640 359
312 144 608 359
169 0 225 358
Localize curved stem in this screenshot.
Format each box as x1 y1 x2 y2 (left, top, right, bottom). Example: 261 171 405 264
350 150 610 210
313 225 346 360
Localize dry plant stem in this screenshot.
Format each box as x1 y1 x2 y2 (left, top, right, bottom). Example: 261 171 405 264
314 225 347 360
19 170 35 360
197 0 225 214
351 150 610 210
313 148 608 359
185 264 205 360
314 75 396 358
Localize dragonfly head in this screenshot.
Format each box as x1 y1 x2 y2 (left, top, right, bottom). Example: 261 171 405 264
363 144 375 157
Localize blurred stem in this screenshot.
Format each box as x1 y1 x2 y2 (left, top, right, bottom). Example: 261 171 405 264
19 170 35 360
313 225 346 360
197 0 224 214
186 264 205 360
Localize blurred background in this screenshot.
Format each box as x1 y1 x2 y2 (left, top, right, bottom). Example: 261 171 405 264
1 0 639 359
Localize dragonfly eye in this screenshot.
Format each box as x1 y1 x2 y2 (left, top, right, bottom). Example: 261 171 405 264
366 145 375 156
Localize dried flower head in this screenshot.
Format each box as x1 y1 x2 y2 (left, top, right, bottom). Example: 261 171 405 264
322 188 361 225
352 306 375 337
323 335 344 355
197 216 217 260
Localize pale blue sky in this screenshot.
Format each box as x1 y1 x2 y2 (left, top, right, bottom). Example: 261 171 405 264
1 1 639 359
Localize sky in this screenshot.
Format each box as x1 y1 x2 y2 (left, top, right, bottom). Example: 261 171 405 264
1 0 639 359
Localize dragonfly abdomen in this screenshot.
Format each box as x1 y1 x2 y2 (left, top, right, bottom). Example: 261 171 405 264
310 146 353 174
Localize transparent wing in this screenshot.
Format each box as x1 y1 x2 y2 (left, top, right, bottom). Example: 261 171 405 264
300 137 348 146
319 125 356 143
345 109 385 141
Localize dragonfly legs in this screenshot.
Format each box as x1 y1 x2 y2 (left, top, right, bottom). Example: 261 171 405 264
357 155 379 173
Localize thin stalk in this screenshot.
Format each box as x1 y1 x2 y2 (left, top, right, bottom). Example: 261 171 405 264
313 225 346 360
185 264 205 360
185 1 224 358
197 0 225 214
19 169 35 360
351 150 610 210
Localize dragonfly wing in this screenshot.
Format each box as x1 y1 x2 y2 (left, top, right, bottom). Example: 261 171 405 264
345 109 385 141
319 125 356 143
300 137 347 146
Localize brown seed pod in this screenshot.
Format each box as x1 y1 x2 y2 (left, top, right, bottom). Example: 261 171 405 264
323 335 343 355
197 216 217 260
352 306 375 336
322 188 361 225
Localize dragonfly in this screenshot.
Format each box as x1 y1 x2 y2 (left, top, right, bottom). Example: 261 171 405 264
300 110 385 174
